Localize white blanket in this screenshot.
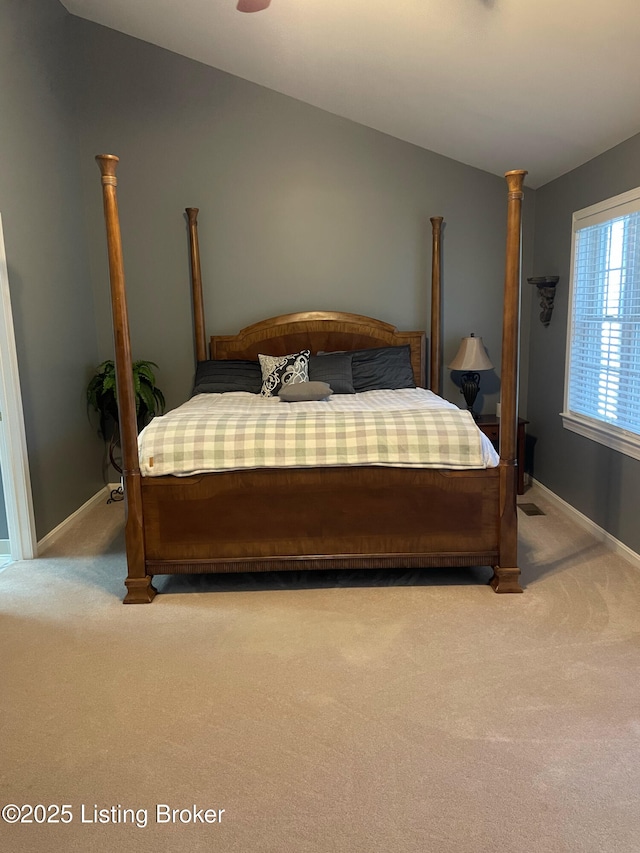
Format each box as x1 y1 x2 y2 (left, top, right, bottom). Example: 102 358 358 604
138 388 500 477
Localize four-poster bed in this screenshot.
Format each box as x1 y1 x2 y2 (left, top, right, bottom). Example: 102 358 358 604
96 154 527 603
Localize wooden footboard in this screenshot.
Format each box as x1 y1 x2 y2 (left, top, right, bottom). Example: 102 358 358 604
141 467 500 573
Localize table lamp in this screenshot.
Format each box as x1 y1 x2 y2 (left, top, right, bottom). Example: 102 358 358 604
448 333 493 417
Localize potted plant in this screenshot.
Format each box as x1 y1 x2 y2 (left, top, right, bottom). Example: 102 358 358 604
87 359 165 478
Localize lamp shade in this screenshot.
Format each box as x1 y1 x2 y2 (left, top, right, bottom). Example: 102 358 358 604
448 335 493 371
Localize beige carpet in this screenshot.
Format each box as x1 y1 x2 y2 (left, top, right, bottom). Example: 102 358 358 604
1 485 639 852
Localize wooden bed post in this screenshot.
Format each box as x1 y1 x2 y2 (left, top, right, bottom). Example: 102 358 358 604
186 208 207 363
491 169 527 594
96 155 156 604
430 216 443 394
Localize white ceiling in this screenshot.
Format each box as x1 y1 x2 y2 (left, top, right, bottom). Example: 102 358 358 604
60 0 640 188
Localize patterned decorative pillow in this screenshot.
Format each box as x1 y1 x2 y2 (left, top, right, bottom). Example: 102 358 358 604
258 350 311 397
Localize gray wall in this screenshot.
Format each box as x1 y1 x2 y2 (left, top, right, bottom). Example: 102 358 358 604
529 132 640 554
72 19 533 417
0 0 103 538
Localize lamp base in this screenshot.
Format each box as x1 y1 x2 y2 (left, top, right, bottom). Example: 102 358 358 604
460 372 480 417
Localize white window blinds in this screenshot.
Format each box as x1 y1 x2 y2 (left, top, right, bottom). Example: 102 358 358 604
563 187 640 459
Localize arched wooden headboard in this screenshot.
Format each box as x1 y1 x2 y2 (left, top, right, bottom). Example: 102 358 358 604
210 311 426 388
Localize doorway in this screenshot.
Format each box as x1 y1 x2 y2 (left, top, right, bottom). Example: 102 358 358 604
0 212 37 562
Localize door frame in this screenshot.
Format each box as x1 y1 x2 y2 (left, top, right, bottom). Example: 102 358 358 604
0 212 37 560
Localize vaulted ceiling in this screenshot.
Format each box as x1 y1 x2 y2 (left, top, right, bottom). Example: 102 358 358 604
60 0 640 188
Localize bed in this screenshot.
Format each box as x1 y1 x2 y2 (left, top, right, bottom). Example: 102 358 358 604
96 154 527 603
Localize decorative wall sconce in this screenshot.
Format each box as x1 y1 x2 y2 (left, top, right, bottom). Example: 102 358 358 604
528 276 559 326
448 333 493 418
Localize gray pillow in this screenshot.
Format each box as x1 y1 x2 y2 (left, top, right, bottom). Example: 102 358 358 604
279 381 333 402
193 359 262 394
350 345 415 391
308 352 355 394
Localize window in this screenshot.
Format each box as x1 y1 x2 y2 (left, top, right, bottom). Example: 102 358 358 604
562 186 640 460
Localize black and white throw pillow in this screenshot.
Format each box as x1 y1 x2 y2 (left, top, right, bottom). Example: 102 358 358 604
258 350 311 397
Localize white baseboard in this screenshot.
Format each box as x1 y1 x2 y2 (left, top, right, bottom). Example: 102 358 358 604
0 538 10 555
531 478 640 571
37 486 110 555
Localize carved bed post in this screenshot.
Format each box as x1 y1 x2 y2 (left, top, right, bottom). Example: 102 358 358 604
96 155 156 604
186 208 207 363
430 216 443 394
491 169 527 594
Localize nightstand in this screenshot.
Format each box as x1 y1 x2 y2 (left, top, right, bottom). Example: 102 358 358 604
475 415 528 495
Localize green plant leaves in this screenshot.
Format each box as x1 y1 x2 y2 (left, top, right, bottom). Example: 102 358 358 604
86 358 165 440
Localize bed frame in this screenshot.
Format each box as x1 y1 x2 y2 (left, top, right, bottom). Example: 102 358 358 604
96 155 527 603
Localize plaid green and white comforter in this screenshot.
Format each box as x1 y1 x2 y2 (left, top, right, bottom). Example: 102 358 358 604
138 388 499 477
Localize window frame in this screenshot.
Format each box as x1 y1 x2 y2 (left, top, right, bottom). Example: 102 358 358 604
561 185 640 462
